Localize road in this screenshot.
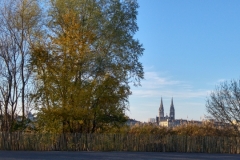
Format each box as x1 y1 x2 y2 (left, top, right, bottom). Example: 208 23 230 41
0 151 240 160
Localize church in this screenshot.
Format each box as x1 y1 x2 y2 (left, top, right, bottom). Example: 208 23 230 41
155 98 205 127
156 98 183 127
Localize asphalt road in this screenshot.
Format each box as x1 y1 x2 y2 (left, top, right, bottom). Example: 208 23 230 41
0 151 240 160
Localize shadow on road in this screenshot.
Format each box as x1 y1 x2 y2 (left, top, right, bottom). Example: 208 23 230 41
0 151 240 160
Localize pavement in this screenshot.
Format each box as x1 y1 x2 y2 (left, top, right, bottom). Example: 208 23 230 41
0 151 240 160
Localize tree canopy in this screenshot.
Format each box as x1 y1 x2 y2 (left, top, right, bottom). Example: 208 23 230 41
206 80 240 135
30 0 144 133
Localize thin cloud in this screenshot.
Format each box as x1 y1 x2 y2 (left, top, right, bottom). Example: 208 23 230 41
131 71 210 98
132 89 210 98
140 71 181 89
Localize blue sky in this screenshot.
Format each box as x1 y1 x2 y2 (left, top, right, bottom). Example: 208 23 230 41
127 0 240 122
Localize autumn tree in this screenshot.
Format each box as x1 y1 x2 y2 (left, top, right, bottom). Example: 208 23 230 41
206 80 240 135
31 0 144 133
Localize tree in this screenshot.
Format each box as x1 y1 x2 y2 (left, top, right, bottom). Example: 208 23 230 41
31 0 144 133
0 0 42 131
206 80 240 135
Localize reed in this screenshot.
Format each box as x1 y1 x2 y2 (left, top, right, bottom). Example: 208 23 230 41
0 132 239 153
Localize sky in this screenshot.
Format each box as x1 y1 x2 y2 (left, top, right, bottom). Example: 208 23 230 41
127 0 240 122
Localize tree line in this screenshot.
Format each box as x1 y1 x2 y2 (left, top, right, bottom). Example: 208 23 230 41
0 0 144 133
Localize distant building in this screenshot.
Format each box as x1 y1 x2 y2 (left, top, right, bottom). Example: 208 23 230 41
126 118 141 126
203 119 230 128
160 119 189 127
147 97 232 128
156 97 175 126
27 112 35 121
156 97 202 127
159 98 175 121
148 118 156 123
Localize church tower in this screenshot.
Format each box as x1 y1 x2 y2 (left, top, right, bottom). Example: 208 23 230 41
169 98 175 120
159 97 164 121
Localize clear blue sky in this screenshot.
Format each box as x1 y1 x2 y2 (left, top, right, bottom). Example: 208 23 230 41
127 0 240 122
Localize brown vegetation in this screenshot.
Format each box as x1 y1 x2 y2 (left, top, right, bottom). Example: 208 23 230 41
110 122 238 137
0 132 240 153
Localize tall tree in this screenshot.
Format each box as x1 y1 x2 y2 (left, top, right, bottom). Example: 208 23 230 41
0 0 41 131
32 0 144 133
206 80 240 135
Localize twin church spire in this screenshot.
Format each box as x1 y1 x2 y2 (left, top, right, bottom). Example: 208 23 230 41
159 97 175 121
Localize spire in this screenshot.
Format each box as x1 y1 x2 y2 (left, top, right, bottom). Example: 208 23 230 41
170 97 175 120
170 97 174 108
159 97 164 120
159 97 163 111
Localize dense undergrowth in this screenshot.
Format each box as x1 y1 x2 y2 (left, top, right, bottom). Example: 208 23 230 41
109 122 238 137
